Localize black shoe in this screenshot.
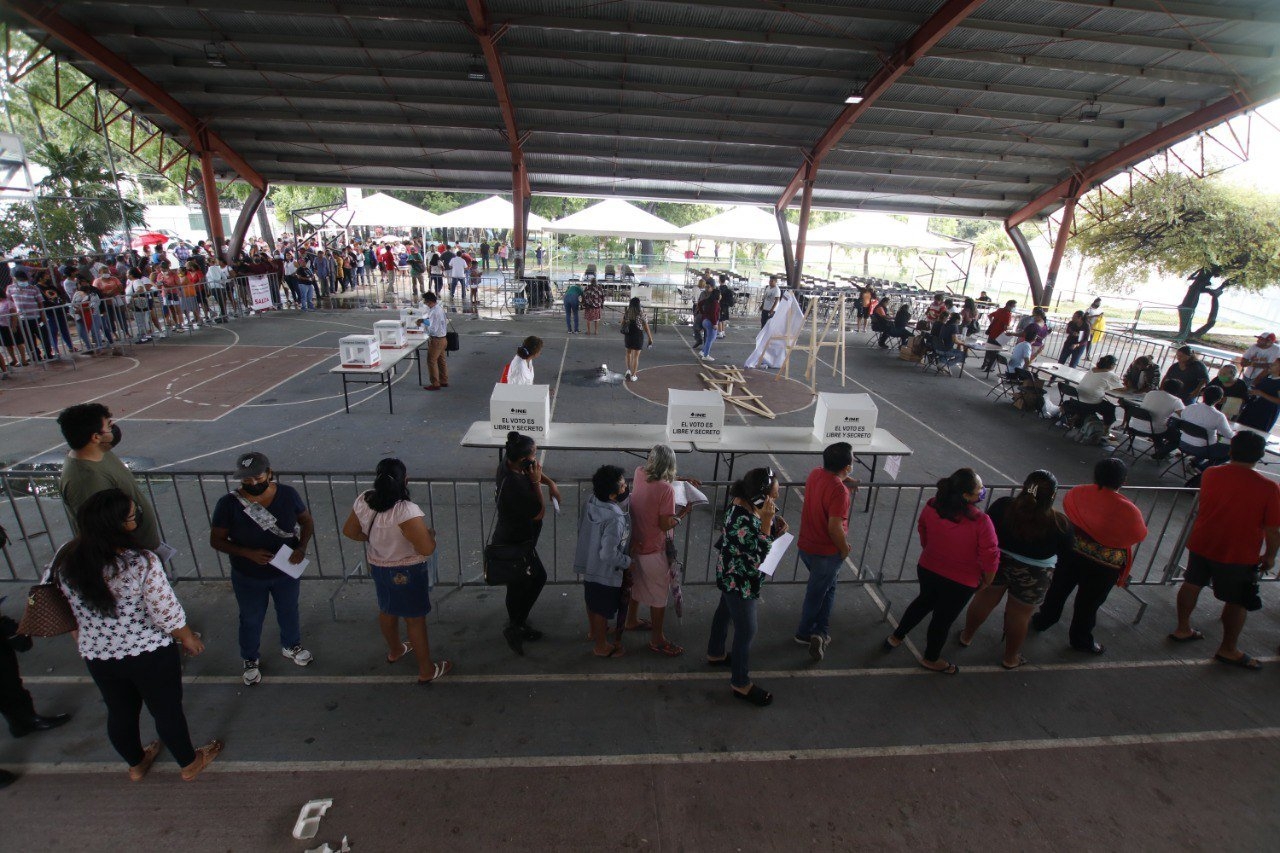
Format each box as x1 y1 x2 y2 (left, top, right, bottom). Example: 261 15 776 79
9 712 71 738
0 768 16 789
519 624 544 642
502 625 525 656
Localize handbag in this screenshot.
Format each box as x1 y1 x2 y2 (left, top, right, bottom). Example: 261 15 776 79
17 550 76 638
1071 528 1128 571
482 475 534 586
446 323 460 352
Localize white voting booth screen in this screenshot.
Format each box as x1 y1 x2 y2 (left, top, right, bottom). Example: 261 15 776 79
491 384 551 438
667 390 724 443
374 320 407 349
814 392 878 445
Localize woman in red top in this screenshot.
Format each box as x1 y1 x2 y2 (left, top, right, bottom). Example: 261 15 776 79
883 468 999 673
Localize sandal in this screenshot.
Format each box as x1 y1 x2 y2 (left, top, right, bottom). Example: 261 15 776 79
1168 629 1205 642
882 635 903 652
1001 656 1029 670
707 654 731 667
417 660 454 684
957 629 973 648
180 739 224 781
128 740 162 782
732 685 773 707
1213 652 1262 670
920 660 959 675
624 619 653 632
386 641 413 664
648 640 685 657
593 643 626 658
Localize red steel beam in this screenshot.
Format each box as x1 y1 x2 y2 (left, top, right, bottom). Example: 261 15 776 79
3 0 266 192
1006 78 1280 228
776 0 985 214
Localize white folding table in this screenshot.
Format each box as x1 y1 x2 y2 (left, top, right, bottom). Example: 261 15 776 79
461 420 694 463
329 337 426 414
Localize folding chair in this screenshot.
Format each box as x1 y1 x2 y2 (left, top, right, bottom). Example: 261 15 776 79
985 355 1018 401
1053 383 1080 429
1161 418 1208 478
1111 399 1157 461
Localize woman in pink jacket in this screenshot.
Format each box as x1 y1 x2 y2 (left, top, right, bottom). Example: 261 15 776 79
883 468 999 673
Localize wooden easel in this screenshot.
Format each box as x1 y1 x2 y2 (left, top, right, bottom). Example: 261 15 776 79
701 364 776 419
776 293 847 393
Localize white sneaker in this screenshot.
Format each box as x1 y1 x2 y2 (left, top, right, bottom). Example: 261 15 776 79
282 644 314 666
242 659 261 686
718 331 725 339
628 373 638 382
700 353 715 362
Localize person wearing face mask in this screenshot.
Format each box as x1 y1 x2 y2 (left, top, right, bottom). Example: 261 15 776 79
57 403 162 553
573 464 633 659
210 452 315 686
883 468 999 674
492 432 559 655
794 442 857 662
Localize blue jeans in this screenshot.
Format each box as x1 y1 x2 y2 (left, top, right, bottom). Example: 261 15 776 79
701 319 715 357
564 297 580 331
707 591 757 689
796 550 843 639
297 282 315 310
231 571 302 660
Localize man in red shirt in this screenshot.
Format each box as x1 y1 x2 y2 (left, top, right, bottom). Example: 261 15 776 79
794 442 857 662
982 300 1017 371
1171 430 1280 669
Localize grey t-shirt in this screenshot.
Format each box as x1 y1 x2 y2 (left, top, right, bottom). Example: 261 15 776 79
60 451 161 550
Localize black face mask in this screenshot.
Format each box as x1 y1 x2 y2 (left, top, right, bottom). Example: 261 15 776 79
614 487 629 502
109 423 122 449
241 479 270 496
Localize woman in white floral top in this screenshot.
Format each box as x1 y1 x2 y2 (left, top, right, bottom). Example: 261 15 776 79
57 489 222 782
706 468 787 707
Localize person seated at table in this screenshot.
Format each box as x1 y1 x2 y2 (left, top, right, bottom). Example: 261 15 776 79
1179 386 1234 468
960 297 979 336
878 301 913 349
1063 355 1124 429
1121 355 1159 395
869 296 890 335
981 300 1017 371
1057 311 1088 368
1210 363 1250 421
931 313 965 368
977 291 992 304
1006 327 1036 375
1138 379 1186 459
924 293 947 325
1236 358 1280 434
1162 345 1209 404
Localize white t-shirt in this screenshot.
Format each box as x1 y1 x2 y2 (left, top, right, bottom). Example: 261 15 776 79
1179 402 1233 447
350 496 427 567
761 285 781 312
1242 343 1280 380
448 256 468 279
1076 369 1122 404
505 355 535 385
205 266 229 288
1137 390 1185 435
1007 340 1033 372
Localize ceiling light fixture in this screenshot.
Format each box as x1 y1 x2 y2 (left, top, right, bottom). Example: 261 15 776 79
203 42 227 68
1079 101 1101 123
467 58 489 82
845 94 865 104
845 81 866 105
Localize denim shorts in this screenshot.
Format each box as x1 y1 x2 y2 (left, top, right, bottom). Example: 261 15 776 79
371 561 432 618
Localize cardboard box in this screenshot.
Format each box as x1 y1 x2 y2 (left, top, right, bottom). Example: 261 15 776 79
813 392 877 445
373 319 407 349
490 383 551 438
667 389 724 443
339 335 381 369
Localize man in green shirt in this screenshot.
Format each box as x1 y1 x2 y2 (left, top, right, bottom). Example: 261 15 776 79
57 403 162 552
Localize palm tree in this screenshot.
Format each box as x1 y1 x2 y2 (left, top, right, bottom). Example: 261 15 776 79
29 139 145 252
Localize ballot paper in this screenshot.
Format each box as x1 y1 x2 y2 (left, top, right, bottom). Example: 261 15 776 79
271 544 309 579
883 455 901 481
757 533 794 578
552 497 561 515
673 480 709 509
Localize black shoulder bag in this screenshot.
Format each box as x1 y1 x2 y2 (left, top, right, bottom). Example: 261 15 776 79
482 474 535 586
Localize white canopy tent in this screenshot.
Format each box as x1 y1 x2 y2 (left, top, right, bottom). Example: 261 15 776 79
544 199 686 241
435 195 551 231
303 192 440 230
681 205 798 244
805 215 961 252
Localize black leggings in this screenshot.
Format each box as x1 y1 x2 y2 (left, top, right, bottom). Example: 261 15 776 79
893 565 977 661
505 550 547 627
85 643 196 767
1033 551 1121 650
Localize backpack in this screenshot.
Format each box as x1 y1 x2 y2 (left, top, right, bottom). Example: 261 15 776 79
718 284 735 308
1075 418 1107 445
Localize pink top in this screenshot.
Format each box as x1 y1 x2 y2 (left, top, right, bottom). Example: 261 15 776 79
629 466 675 556
351 496 428 567
916 499 1000 588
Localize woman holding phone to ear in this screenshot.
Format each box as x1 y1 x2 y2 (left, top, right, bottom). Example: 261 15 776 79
707 467 788 707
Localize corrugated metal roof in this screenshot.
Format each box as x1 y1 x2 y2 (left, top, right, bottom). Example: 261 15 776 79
5 0 1278 221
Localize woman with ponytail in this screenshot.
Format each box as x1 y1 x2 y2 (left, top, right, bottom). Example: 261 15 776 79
343 458 451 684
501 335 543 385
492 431 561 654
884 468 998 674
961 470 1074 668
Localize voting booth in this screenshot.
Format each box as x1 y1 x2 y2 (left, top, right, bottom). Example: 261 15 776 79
813 392 877 445
490 383 551 438
339 335 380 369
667 390 724 443
373 319 407 349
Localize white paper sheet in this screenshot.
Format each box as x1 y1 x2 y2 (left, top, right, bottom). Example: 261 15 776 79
673 480 709 509
757 532 794 578
271 544 309 579
883 455 902 481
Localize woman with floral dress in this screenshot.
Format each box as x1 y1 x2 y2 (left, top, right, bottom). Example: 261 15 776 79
706 467 787 707
582 279 605 335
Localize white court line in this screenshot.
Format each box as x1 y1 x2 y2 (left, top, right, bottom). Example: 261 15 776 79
14 725 1280 776
539 335 572 466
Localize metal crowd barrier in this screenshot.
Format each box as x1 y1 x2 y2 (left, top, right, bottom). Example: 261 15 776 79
0 470 1202 622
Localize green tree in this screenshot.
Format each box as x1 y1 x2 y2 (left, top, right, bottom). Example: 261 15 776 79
1073 172 1280 339
267 185 344 225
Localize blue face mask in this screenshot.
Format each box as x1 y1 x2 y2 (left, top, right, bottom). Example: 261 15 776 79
975 487 987 503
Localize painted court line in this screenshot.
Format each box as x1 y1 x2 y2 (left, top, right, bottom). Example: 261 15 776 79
15 725 1280 776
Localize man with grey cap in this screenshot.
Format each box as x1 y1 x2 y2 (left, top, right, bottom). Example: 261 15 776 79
210 452 315 686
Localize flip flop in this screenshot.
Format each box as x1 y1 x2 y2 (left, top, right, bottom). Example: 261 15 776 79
386 641 413 664
1168 629 1205 642
1213 652 1261 670
417 660 454 684
920 661 959 674
128 740 162 782
882 635 903 652
1001 656 1029 670
648 640 685 657
707 654 731 667
593 643 626 658
732 685 773 707
624 619 653 632
957 629 973 648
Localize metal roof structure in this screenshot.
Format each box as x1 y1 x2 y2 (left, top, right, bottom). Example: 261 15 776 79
1 0 1278 293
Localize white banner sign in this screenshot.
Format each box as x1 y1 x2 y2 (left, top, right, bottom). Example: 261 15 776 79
248 275 273 311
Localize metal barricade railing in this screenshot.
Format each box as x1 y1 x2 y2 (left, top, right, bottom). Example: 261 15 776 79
0 470 1204 622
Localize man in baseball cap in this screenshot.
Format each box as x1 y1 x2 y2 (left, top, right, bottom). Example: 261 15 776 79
1241 333 1279 382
